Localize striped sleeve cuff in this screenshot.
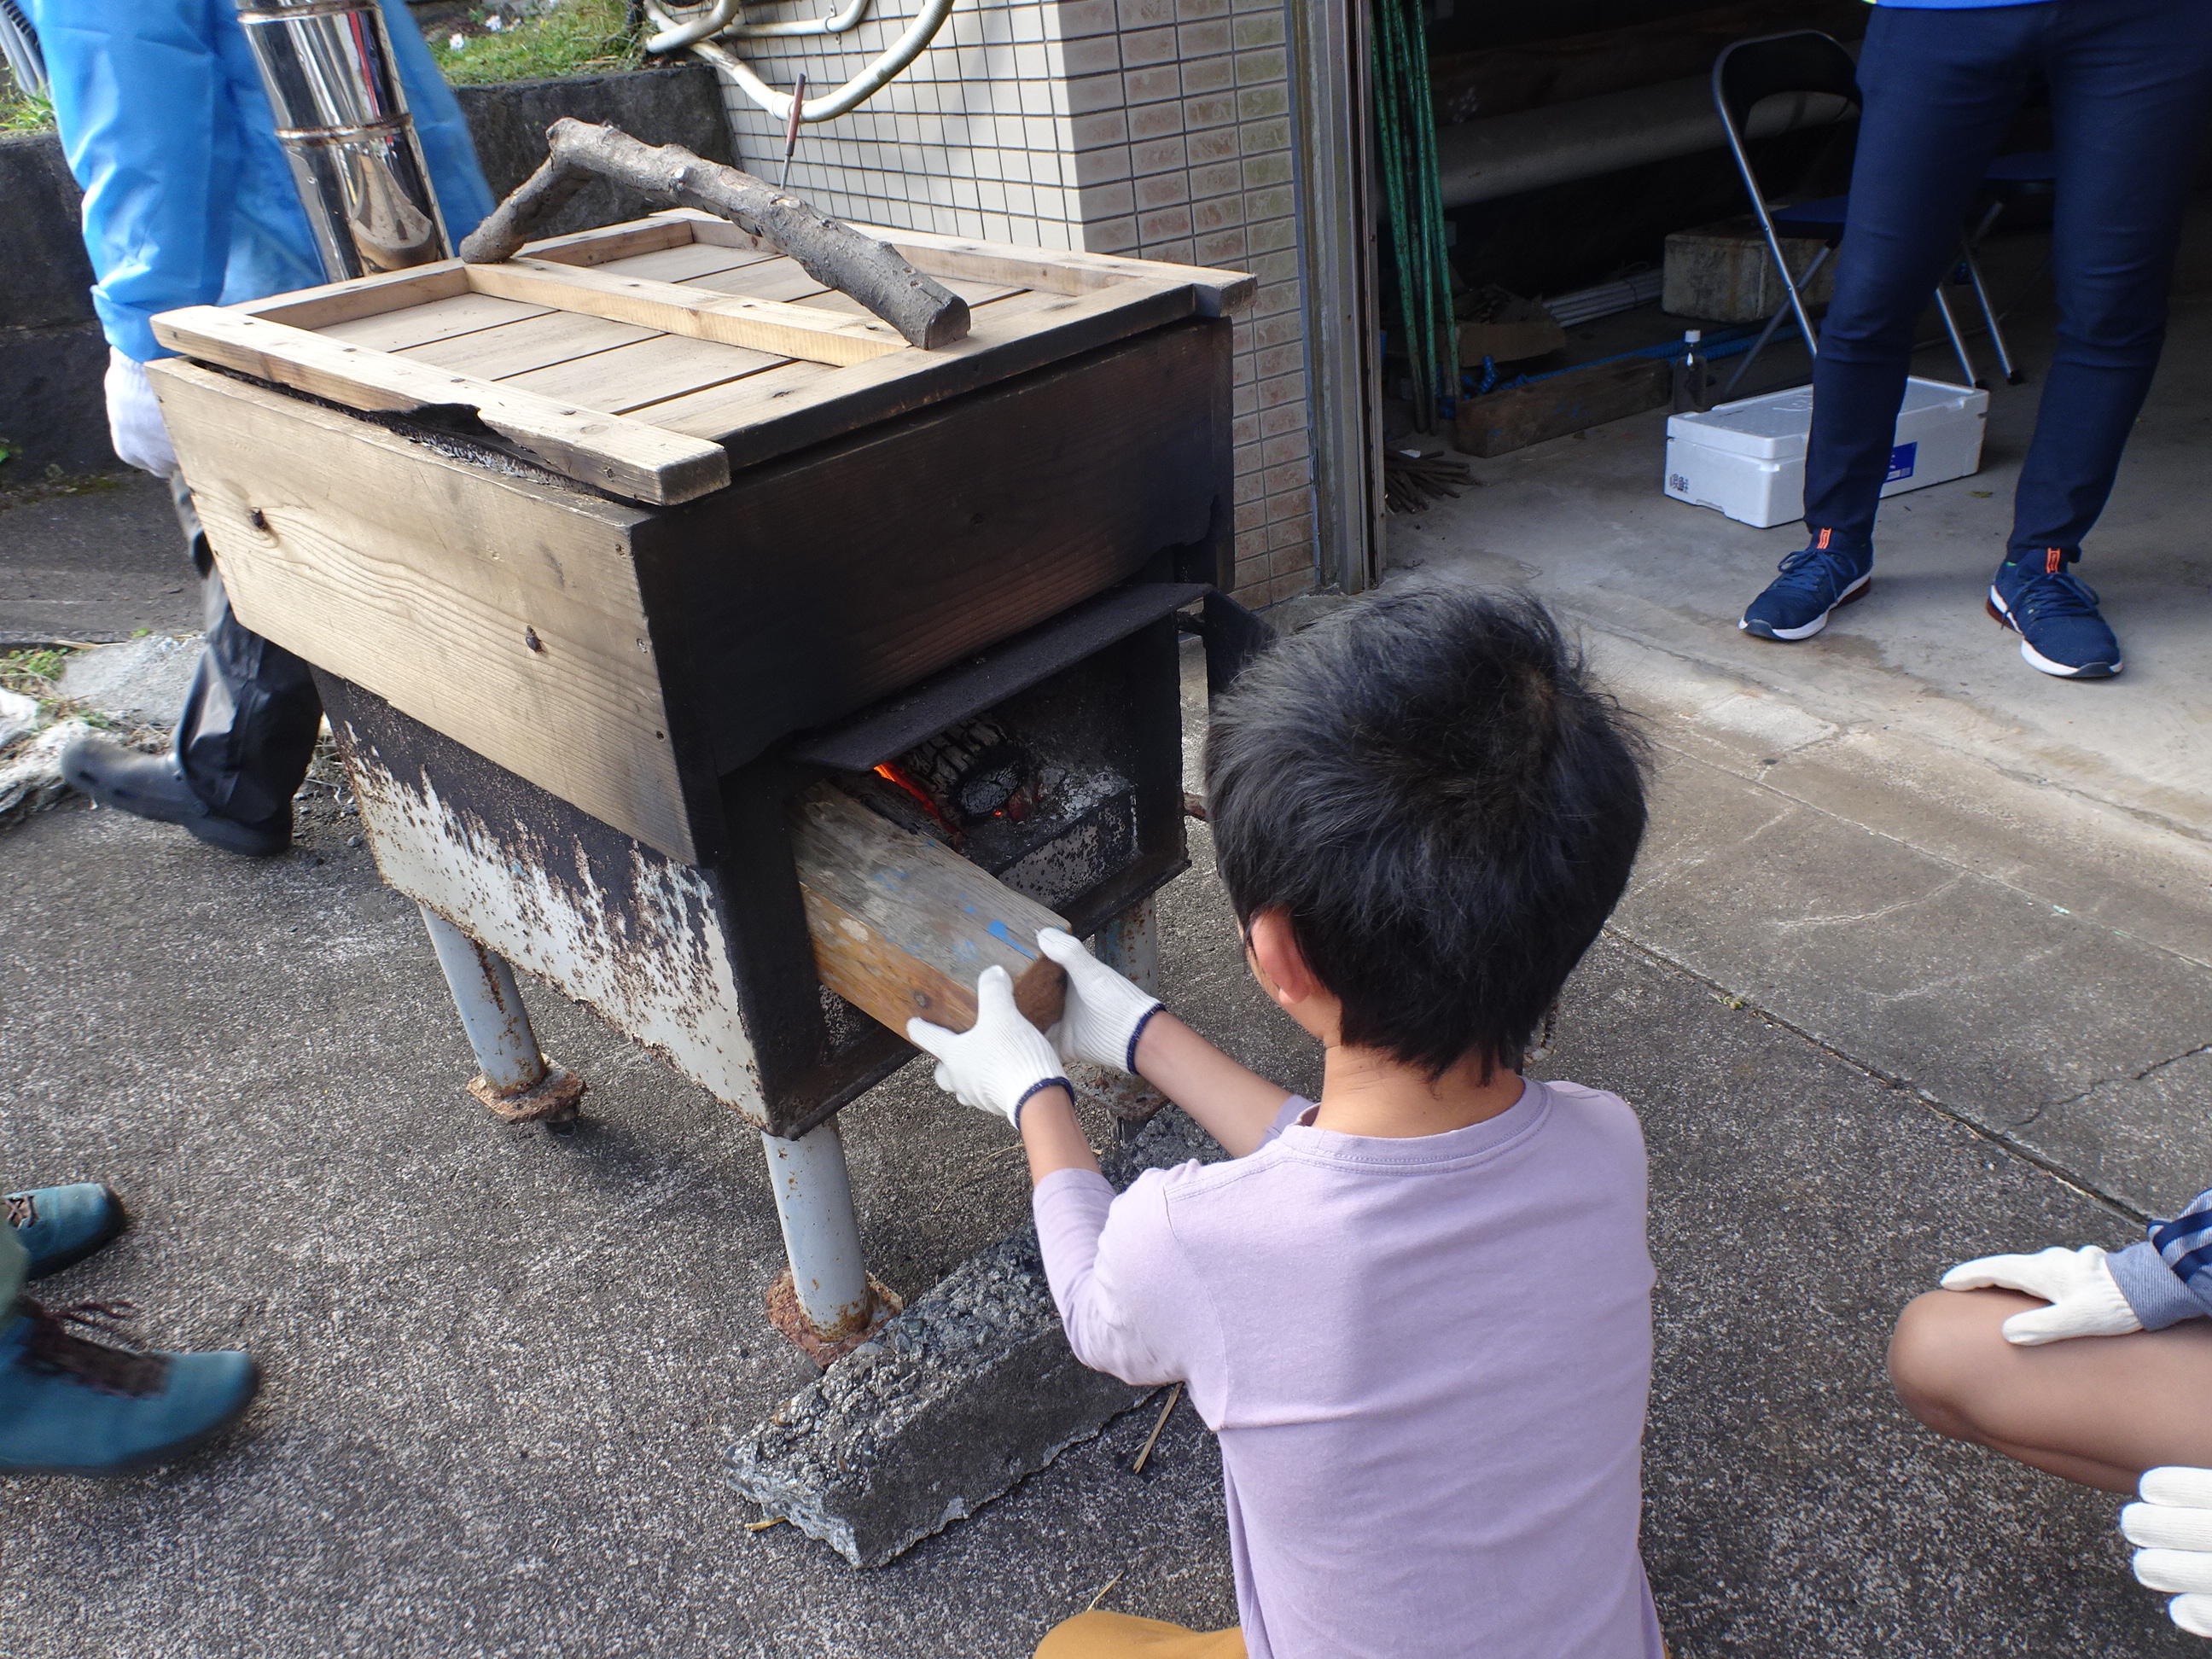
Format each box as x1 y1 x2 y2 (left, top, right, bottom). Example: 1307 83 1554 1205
2110 1240 2209 1330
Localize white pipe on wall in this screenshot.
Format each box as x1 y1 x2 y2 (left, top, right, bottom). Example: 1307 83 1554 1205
1435 73 1854 210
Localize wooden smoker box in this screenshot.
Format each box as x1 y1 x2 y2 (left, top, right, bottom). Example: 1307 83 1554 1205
148 207 1250 1138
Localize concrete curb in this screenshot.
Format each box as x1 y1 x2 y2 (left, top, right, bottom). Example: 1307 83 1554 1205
726 1108 1221 1567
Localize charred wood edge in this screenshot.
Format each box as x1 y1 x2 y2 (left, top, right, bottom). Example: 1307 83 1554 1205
188 360 622 503
458 119 971 350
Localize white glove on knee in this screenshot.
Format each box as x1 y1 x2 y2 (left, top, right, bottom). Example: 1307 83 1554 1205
907 964 1070 1130
1035 927 1162 1075
1939 1245 2143 1346
2124 1467 2212 1638
104 348 178 478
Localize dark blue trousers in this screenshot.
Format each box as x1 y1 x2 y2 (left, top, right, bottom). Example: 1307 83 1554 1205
1803 0 2212 561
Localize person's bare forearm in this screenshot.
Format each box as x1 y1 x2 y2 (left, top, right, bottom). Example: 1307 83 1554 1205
1131 1012 1290 1158
1020 1085 1102 1187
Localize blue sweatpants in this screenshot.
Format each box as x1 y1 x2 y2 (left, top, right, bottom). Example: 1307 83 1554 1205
1803 0 2212 560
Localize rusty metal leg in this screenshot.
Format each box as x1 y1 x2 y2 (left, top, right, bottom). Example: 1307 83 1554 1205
419 905 585 1124
1091 897 1169 1135
761 1121 899 1365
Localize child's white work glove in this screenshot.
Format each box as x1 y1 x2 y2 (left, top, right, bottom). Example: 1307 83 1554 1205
104 348 178 479
906 964 1071 1131
1035 927 1163 1075
2123 1467 2212 1638
1938 1245 2143 1345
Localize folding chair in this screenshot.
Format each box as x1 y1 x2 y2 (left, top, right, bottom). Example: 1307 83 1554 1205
1712 30 2000 398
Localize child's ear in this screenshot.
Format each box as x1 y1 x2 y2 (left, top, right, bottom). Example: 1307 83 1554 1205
1247 908 1317 1010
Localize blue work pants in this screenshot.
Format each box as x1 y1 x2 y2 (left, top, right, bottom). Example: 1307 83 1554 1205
1804 0 2212 560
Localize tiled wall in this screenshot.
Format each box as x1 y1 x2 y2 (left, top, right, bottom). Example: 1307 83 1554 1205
709 0 1316 607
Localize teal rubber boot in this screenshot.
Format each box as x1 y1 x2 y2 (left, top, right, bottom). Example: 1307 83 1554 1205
0 1299 259 1476
6 1185 127 1279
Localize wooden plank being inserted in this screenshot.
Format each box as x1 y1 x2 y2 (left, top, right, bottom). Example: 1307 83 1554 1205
789 783 1068 1039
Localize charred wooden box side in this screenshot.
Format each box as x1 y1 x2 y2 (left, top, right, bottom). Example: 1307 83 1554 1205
635 316 1232 785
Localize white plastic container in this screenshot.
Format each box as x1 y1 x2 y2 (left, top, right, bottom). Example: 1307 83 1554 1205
1662 377 1988 528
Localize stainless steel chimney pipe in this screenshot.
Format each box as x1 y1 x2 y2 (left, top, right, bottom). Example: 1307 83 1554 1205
234 0 451 281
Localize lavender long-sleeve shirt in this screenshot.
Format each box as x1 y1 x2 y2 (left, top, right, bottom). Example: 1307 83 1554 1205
1033 1080 1664 1659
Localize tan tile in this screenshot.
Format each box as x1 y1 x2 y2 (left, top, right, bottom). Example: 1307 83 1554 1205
1265 514 1310 550
1179 55 1235 95
1234 498 1268 533
1261 428 1311 467
1074 144 1134 185
1129 101 1187 140
1076 179 1137 218
1189 159 1242 197
1145 237 1196 265
1138 204 1195 241
1237 83 1289 120
1117 0 1175 25
1264 484 1313 521
1234 47 1287 84
1252 309 1301 350
1086 215 1140 253
1260 457 1307 494
1245 218 1296 257
1234 527 1267 563
1194 228 1249 265
1246 249 1298 284
1254 341 1305 381
1232 8 1286 46
1237 116 1290 154
1179 18 1231 54
1256 373 1303 412
1121 24 1179 65
1187 125 1241 163
1231 350 1255 384
1067 72 1126 115
1177 0 1229 16
1054 0 1120 38
1254 278 1302 314
1071 108 1132 148
1060 32 1122 74
1190 194 1245 235
1124 64 1183 104
1232 418 1261 452
1243 183 1294 221
1241 150 1293 189
1131 136 1188 175
1184 91 1238 128
1135 171 1191 209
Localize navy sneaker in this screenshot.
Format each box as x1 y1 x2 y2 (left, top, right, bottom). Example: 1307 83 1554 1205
0 1297 259 1476
1740 530 1873 642
6 1185 127 1280
1988 549 2122 679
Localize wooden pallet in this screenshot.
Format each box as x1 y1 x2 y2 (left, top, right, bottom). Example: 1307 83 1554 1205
150 210 1254 506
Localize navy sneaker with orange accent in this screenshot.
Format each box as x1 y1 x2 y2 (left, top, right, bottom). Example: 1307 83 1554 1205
1740 529 1872 642
1988 548 2122 679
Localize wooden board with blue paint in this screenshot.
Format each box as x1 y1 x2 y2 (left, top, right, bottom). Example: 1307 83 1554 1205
789 782 1068 1039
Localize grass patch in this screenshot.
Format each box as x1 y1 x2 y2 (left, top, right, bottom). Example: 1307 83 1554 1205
0 85 53 134
432 0 645 86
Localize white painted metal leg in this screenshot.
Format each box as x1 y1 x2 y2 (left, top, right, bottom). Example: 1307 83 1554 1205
761 1119 893 1359
420 905 585 1121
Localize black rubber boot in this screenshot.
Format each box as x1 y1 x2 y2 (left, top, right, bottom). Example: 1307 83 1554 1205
59 738 291 857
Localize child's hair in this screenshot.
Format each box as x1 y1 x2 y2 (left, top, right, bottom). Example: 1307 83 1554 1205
1203 583 1648 1080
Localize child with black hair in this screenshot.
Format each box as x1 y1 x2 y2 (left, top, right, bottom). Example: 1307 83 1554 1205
909 585 1661 1659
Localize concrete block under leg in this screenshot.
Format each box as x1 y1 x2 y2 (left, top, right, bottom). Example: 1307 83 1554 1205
725 1109 1220 1567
